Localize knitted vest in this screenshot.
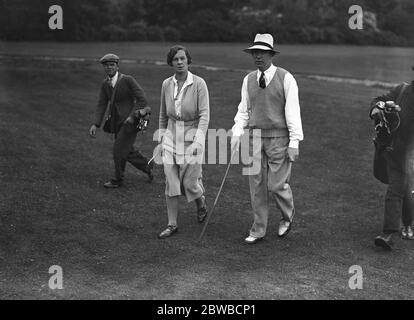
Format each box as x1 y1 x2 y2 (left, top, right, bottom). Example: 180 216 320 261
247 67 289 137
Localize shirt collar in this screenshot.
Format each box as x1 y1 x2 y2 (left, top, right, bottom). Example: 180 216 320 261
173 71 194 86
108 72 119 86
256 64 276 80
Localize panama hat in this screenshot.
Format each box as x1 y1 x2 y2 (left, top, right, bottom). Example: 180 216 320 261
99 53 120 64
243 33 279 54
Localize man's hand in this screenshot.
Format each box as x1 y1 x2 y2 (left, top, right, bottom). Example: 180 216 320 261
124 116 135 124
231 135 241 153
89 124 97 138
136 109 150 120
287 147 299 162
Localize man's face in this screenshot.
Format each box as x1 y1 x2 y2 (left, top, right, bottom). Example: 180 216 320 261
103 62 119 77
251 50 273 71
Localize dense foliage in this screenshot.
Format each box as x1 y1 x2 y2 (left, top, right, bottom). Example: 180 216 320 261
1 0 413 46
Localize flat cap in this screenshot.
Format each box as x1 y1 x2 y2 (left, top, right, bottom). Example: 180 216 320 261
99 53 119 64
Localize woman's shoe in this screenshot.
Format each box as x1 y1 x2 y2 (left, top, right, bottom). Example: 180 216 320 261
158 225 178 239
197 196 207 223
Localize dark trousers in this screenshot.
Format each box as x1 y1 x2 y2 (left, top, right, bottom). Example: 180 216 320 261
383 152 414 233
113 123 150 181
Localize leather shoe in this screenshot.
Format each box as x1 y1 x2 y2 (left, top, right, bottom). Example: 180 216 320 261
244 235 263 244
158 225 178 239
374 233 394 250
278 220 292 237
104 179 122 188
196 196 207 223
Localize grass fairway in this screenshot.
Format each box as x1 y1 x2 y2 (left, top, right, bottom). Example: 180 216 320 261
1 53 414 300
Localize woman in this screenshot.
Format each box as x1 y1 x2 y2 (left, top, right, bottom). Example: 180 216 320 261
157 45 210 239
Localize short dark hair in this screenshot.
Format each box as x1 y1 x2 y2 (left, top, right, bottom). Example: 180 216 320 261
166 45 192 66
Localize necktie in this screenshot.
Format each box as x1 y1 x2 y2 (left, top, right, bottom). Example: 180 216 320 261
259 72 266 89
107 77 114 88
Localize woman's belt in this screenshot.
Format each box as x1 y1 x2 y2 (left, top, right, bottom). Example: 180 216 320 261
170 117 200 126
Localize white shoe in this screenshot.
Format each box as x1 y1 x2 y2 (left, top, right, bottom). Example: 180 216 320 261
278 220 292 237
244 235 263 244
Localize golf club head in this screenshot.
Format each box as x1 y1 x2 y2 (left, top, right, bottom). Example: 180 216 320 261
385 101 401 113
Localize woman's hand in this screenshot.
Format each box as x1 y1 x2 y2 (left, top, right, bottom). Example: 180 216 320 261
186 141 203 156
154 143 164 158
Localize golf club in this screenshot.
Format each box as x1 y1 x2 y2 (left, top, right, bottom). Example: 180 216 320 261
197 149 238 244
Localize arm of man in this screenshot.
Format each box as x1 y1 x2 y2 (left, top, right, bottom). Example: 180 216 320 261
126 76 150 119
284 73 303 161
94 82 109 128
231 75 250 152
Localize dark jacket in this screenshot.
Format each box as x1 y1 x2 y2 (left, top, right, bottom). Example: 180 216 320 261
94 73 150 128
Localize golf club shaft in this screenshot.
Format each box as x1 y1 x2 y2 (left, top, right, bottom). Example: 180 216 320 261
197 150 237 243
147 147 162 166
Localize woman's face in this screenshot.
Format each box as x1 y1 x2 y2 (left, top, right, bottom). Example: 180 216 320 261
172 50 188 74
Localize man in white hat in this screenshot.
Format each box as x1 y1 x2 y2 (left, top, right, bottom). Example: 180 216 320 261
231 33 303 244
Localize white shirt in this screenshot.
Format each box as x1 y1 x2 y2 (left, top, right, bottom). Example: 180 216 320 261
173 71 194 118
232 64 303 148
108 72 119 88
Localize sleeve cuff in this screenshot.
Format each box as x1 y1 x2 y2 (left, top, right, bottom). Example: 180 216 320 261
232 126 245 137
194 129 206 146
289 140 299 149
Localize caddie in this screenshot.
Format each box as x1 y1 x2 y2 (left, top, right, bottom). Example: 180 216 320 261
89 53 154 188
231 33 304 244
370 67 414 250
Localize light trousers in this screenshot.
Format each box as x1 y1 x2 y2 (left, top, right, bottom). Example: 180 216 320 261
248 136 295 238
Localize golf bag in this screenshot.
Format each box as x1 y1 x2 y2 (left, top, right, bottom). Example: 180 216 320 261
132 109 150 132
371 83 408 184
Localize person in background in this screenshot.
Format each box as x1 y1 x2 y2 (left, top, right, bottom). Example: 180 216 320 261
89 53 153 188
370 68 414 250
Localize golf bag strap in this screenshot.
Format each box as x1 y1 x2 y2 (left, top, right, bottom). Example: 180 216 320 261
397 82 408 106
108 74 124 116
389 82 408 134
